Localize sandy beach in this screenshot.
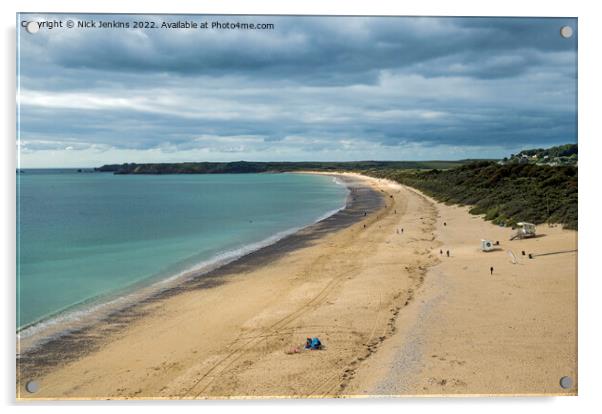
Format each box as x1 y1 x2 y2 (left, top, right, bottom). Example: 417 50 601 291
17 173 577 399
347 187 577 396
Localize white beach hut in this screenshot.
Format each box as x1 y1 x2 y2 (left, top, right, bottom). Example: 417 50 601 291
510 222 536 240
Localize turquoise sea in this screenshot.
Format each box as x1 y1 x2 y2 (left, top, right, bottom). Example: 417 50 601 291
16 171 348 333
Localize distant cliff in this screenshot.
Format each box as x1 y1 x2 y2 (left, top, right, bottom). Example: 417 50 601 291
95 160 468 174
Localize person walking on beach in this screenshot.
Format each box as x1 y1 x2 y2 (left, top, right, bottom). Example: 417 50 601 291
446 250 450 257
440 249 443 255
490 266 494 276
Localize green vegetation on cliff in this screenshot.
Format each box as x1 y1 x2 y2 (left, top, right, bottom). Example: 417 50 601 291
365 161 577 229
504 143 577 166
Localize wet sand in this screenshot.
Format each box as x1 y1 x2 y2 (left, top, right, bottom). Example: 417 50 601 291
17 173 577 399
18 173 396 398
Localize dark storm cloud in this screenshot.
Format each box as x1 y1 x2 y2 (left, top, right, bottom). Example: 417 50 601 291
20 16 577 82
17 14 577 166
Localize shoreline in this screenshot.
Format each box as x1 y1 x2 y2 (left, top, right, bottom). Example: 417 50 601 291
17 173 576 399
17 174 351 349
17 173 384 391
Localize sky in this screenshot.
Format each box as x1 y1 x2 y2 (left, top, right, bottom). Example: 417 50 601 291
17 15 577 168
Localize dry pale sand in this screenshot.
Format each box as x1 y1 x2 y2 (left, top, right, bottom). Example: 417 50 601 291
17 173 577 399
348 187 577 397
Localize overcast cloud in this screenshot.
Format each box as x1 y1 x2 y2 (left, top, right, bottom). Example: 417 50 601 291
17 15 577 167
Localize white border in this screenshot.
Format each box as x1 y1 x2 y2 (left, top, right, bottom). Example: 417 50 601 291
3 1 601 413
